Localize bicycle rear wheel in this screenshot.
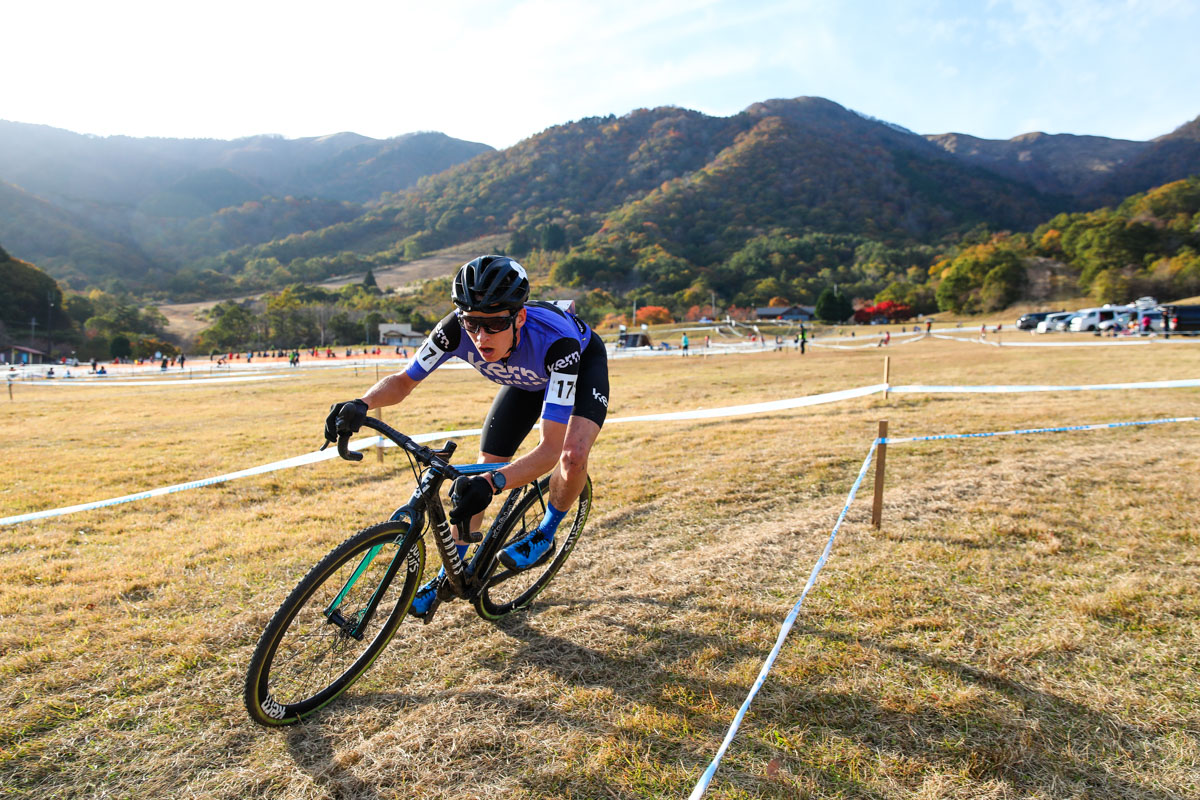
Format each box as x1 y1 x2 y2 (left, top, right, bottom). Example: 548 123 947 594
244 520 424 726
474 476 592 619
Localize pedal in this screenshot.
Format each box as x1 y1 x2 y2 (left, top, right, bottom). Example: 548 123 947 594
420 597 441 625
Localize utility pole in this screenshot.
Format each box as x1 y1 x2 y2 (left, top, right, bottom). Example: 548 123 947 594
46 290 54 360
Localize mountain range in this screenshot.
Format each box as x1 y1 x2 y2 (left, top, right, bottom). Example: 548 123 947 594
0 123 491 288
2 99 1198 299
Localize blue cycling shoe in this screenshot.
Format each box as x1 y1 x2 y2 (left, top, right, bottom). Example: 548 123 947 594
408 572 443 619
498 528 555 572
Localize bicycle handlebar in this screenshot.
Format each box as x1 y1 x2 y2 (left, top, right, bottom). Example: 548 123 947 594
335 432 364 461
334 417 460 475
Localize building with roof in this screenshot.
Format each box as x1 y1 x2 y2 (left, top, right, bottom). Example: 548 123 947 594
2 345 47 364
753 305 815 321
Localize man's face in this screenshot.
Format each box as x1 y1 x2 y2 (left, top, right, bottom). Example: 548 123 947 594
459 308 526 362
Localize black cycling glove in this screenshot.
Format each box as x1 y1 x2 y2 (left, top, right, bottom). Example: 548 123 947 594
323 399 369 443
449 475 493 526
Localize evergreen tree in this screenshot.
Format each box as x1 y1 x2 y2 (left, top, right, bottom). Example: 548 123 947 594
508 228 534 256
540 223 566 251
815 285 853 322
110 334 132 358
362 268 378 290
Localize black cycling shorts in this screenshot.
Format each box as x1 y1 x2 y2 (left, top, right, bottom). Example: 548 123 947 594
480 334 609 458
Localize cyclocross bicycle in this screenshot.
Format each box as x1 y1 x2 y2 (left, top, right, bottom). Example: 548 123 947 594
243 416 592 727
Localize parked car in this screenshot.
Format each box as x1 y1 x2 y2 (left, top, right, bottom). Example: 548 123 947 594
1162 304 1200 333
1056 311 1084 331
1016 311 1060 330
1036 311 1075 333
1069 305 1131 332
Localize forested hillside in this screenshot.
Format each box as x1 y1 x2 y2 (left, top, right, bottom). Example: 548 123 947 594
204 98 1070 300
4 98 1199 336
932 176 1200 314
0 244 175 361
0 180 162 286
4 171 1196 360
926 113 1200 206
0 122 491 290
170 174 1200 357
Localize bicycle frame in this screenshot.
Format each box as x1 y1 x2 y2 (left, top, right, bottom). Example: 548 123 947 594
323 417 548 632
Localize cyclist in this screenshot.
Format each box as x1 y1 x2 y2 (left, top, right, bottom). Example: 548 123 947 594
323 255 610 618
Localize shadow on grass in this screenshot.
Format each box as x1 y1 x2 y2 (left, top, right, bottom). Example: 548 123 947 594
783 624 1186 799
272 589 1183 799
285 724 386 800
275 591 847 798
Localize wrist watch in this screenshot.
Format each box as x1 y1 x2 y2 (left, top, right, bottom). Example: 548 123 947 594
489 470 507 494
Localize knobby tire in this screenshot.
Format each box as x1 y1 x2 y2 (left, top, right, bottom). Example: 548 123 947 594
244 520 424 727
474 476 592 619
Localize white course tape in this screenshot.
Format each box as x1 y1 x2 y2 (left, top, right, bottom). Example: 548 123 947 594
890 378 1200 393
0 386 881 526
930 330 1200 347
606 384 886 423
24 374 295 387
0 429 481 527
882 415 1200 444
690 409 1200 796
6 375 1198 526
689 438 879 799
990 339 1150 348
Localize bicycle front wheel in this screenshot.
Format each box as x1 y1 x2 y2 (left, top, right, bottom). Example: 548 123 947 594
244 520 424 726
474 476 592 619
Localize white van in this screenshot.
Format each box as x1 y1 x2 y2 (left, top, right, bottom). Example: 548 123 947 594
1069 305 1131 332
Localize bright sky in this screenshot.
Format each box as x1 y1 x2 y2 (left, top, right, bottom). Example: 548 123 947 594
4 0 1198 149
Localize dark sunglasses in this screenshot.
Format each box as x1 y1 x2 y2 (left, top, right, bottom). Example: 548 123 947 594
457 311 516 335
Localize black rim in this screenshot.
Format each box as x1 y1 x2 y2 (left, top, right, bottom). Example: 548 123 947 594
246 523 423 725
475 478 590 619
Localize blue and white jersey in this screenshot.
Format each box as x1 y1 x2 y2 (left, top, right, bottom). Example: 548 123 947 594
405 303 593 424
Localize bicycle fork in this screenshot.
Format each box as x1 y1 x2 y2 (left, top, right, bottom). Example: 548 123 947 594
323 510 422 639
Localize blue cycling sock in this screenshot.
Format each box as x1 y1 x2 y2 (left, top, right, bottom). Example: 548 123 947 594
537 502 567 536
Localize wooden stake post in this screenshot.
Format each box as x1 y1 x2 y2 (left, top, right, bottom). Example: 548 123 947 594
375 407 385 463
871 420 888 529
883 356 890 400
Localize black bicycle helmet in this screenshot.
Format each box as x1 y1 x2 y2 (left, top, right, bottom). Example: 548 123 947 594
452 255 530 313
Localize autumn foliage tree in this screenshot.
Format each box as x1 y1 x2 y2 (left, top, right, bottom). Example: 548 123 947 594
853 300 914 323
636 305 673 325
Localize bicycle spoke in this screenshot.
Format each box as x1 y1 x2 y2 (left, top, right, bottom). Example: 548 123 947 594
475 477 590 619
245 522 422 724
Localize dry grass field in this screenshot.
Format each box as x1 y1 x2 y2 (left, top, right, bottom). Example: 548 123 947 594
2 337 1199 799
